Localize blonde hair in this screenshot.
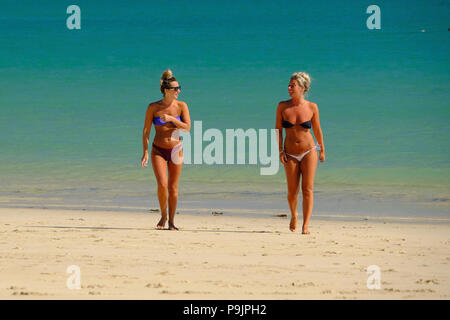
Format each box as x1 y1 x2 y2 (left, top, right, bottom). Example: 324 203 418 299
291 72 311 93
160 69 177 94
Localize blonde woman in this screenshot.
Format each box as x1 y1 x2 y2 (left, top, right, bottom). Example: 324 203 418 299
141 70 191 230
275 72 325 234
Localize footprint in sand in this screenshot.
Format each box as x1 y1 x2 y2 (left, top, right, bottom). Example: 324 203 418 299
8 286 25 290
86 284 105 289
413 289 435 293
160 290 178 294
12 291 47 296
146 282 165 288
184 290 212 294
339 290 358 294
416 279 439 285
292 282 315 288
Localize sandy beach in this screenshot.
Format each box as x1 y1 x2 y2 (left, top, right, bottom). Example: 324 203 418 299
0 207 448 299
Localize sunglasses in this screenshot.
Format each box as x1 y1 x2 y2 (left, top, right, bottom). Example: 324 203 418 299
167 86 181 91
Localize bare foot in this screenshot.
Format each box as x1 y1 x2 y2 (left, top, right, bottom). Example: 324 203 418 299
156 217 167 230
289 214 298 232
302 225 310 235
168 222 179 231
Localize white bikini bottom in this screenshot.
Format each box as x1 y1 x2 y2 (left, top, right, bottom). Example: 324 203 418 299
285 143 320 162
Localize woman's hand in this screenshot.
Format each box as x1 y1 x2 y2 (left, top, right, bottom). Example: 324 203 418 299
159 114 173 122
280 151 288 165
141 151 149 167
319 151 325 162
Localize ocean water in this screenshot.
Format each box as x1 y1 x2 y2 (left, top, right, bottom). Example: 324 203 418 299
1 0 449 218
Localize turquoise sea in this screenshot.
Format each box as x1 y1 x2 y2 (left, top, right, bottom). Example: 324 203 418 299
1 0 449 218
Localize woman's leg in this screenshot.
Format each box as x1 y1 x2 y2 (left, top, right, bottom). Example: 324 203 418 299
167 149 183 230
284 156 301 231
299 149 318 234
151 151 168 229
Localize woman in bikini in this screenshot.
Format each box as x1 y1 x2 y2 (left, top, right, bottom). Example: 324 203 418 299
275 72 325 234
141 69 191 230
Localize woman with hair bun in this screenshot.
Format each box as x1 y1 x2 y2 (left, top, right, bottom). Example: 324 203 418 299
275 72 325 234
141 69 191 230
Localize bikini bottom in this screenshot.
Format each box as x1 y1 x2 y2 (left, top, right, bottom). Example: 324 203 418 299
285 143 320 162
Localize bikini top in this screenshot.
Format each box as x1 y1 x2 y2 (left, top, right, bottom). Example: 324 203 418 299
282 119 312 129
153 115 181 126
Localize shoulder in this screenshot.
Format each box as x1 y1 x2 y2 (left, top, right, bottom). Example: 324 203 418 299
278 99 291 106
307 101 318 113
177 100 188 110
277 99 290 110
147 101 161 111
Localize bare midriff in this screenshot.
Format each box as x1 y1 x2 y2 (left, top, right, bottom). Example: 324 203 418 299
284 127 316 155
153 122 181 149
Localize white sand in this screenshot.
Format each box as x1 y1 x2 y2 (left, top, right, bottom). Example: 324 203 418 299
0 208 448 299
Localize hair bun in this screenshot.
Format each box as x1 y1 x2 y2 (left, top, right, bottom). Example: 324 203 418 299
161 69 173 81
159 69 177 94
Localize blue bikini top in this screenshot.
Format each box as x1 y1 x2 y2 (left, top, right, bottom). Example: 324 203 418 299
282 119 312 129
153 115 181 126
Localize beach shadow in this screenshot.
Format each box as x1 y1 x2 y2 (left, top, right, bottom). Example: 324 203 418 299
26 225 278 234
177 229 276 234
27 225 149 231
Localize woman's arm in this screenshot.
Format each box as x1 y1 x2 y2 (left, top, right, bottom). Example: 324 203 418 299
276 102 287 164
176 102 191 131
311 103 325 162
141 104 154 167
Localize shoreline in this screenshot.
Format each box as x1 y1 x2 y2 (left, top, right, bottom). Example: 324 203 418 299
1 176 449 220
0 203 449 225
1 207 449 299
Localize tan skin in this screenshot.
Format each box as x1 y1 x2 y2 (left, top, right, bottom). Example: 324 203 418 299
275 79 325 234
141 81 191 230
